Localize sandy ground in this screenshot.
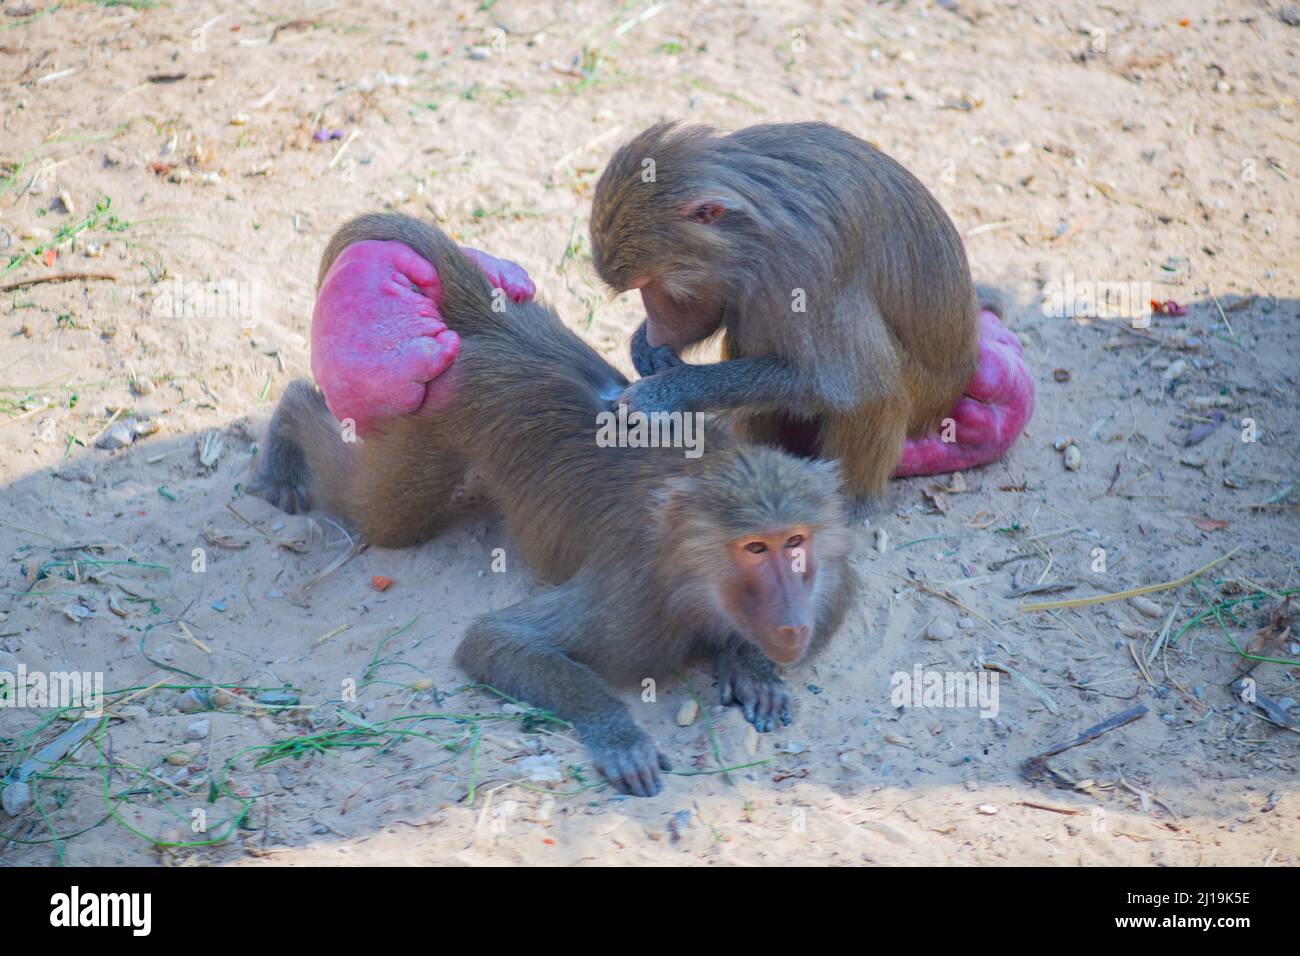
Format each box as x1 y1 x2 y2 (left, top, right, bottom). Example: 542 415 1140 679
0 0 1297 867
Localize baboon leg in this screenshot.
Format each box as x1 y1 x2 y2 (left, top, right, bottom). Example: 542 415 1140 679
819 399 907 515
248 379 334 515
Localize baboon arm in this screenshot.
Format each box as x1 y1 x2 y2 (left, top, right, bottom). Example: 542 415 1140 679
457 616 628 729
311 240 534 437
894 309 1035 477
620 356 815 415
455 605 669 797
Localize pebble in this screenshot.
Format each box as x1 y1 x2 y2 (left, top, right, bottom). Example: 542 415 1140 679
957 617 975 630
185 719 210 740
83 240 103 258
468 45 491 60
1063 444 1083 471
520 755 564 784
166 745 200 766
926 619 955 641
131 418 160 437
1162 359 1188 382
1129 596 1164 618
2 781 32 816
56 190 75 214
95 421 135 450
230 112 250 125
176 688 210 713
975 803 1000 815
675 699 698 726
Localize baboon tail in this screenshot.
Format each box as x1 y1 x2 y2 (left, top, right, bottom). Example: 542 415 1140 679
316 212 498 334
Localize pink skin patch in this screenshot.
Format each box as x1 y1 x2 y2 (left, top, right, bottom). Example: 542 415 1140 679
893 310 1036 478
313 245 1032 477
311 240 534 436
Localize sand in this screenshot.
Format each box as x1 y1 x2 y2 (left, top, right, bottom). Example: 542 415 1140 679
0 0 1296 866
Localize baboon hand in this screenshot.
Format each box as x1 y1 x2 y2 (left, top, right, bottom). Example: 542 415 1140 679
615 372 681 417
630 322 684 377
586 721 671 798
716 642 793 732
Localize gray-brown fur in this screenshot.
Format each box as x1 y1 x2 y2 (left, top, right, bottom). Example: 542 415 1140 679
590 121 982 511
250 213 857 796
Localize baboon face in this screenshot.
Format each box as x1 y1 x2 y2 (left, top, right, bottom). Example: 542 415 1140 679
719 526 818 665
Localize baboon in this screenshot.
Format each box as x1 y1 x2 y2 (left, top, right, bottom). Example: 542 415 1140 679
590 121 984 513
251 214 857 795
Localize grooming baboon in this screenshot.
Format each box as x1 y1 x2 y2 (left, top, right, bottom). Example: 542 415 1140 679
590 121 983 512
250 214 857 796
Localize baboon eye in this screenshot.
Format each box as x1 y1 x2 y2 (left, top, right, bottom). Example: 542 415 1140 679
744 541 768 554
785 534 804 549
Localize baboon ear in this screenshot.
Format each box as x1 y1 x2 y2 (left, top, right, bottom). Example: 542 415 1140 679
652 476 694 526
681 198 728 225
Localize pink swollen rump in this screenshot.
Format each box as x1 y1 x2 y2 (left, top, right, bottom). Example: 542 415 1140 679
311 240 535 436
893 310 1035 478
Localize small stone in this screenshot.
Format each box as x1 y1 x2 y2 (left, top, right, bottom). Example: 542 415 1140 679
131 418 160 437
2 781 32 816
199 171 222 186
975 803 1000 815
165 745 200 766
176 688 210 713
95 421 135 450
1162 359 1188 382
957 617 975 630
62 604 93 623
675 699 699 726
1129 596 1164 618
1063 444 1083 471
926 619 955 641
519 754 564 784
56 190 75 214
185 719 210 741
210 688 234 709
84 240 103 258
468 45 491 60
230 112 250 125
130 377 156 396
